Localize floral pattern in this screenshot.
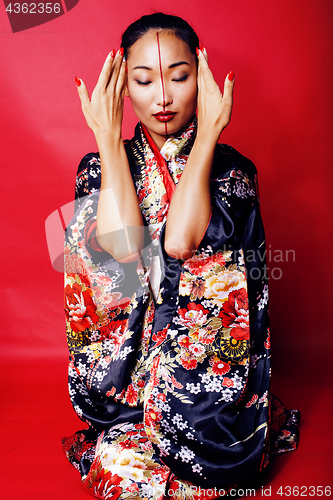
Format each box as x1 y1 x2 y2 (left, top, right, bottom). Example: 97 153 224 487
63 118 300 499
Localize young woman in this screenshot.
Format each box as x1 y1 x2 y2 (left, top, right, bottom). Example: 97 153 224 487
63 13 300 499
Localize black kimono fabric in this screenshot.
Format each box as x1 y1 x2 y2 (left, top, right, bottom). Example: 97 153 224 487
63 120 299 499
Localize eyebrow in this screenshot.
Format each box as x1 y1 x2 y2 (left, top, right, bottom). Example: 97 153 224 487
132 61 190 70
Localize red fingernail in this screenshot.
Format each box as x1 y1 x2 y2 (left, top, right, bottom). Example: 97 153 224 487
228 71 234 81
75 76 81 87
125 65 128 74
119 47 124 56
196 47 200 56
110 49 116 58
200 45 205 52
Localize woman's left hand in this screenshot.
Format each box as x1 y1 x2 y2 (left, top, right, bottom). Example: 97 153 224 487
196 47 234 143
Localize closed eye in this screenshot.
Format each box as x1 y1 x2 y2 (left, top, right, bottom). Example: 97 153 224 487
135 80 151 86
172 75 189 82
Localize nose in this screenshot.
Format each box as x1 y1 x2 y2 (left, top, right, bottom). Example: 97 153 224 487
156 79 173 108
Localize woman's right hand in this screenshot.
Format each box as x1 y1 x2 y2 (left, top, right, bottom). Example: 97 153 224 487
75 48 126 139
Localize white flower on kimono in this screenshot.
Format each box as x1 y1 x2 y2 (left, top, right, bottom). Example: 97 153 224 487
179 273 194 296
186 382 201 394
172 414 188 431
77 361 87 377
96 444 149 488
192 463 202 473
205 378 222 392
204 268 246 307
221 388 234 402
178 446 195 463
231 373 244 391
188 343 206 357
178 303 209 329
158 438 171 455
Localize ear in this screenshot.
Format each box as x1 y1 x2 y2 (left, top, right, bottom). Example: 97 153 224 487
124 82 130 97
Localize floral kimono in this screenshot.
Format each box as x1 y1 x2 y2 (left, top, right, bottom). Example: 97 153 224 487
63 117 300 499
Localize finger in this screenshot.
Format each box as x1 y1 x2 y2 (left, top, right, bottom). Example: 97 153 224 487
108 48 124 91
95 50 116 91
220 72 235 125
197 47 210 71
75 77 90 111
201 46 209 64
197 47 214 90
222 71 235 100
115 56 127 98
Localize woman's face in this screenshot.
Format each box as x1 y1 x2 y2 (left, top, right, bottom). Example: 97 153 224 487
125 30 198 149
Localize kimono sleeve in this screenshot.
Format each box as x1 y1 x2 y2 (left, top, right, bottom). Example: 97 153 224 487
198 143 259 253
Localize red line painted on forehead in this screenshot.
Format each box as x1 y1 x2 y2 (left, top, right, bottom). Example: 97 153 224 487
156 31 168 136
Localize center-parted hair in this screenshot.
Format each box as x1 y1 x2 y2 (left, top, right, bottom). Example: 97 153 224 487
121 12 200 59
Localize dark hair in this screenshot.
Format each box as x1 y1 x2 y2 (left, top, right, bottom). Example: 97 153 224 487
121 12 199 59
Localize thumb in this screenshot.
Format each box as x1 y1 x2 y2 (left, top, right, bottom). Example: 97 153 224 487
75 76 90 110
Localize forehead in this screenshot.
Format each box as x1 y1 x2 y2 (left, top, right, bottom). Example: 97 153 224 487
127 30 194 67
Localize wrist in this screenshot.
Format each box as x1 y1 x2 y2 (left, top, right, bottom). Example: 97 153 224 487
95 130 123 150
195 128 220 148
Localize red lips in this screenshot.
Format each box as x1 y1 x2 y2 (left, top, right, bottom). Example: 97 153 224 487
153 111 176 122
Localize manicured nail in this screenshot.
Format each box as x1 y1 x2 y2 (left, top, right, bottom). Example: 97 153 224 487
200 45 205 52
75 76 81 87
110 49 116 58
125 65 128 74
119 47 124 56
228 71 234 81
196 47 200 56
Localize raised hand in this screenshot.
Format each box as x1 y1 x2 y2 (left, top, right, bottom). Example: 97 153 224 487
75 48 127 139
196 47 234 144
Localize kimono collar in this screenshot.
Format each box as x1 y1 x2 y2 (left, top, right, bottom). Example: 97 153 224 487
140 115 197 202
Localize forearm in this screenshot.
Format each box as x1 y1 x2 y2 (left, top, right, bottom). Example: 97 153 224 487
96 133 144 261
165 133 217 259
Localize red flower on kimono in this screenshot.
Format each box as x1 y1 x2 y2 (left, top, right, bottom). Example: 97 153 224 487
184 255 216 276
178 303 209 329
125 384 138 406
222 377 234 388
210 357 231 376
64 247 93 279
178 335 191 348
152 327 168 347
145 406 162 427
180 352 198 370
65 282 99 332
219 288 250 340
118 439 137 450
83 457 122 500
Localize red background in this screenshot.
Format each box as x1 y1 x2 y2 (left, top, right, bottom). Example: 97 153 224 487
1 0 332 498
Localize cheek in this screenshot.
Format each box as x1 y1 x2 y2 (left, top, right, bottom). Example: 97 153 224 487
127 88 144 112
183 84 198 110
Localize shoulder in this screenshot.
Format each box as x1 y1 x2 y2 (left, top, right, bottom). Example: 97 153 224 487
77 152 101 175
211 144 259 205
212 143 257 179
